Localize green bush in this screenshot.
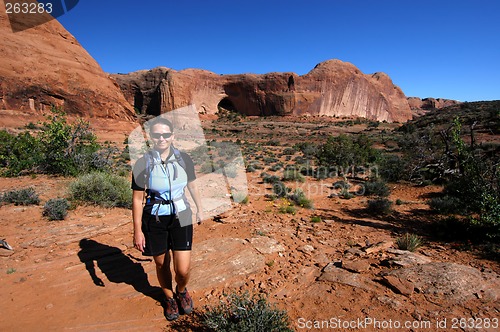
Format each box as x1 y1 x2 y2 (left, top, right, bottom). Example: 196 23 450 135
315 133 380 168
363 180 390 197
378 154 407 182
366 198 393 215
1 187 40 205
0 130 43 176
202 291 293 332
311 215 322 223
396 233 423 252
429 195 464 214
262 173 280 184
0 109 112 177
69 172 131 208
289 188 313 208
279 204 296 214
282 169 305 182
272 181 289 198
43 198 70 220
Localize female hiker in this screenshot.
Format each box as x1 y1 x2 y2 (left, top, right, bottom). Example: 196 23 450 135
131 117 203 321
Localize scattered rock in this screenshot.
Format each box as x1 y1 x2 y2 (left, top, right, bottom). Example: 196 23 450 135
342 260 371 273
364 241 394 254
248 237 285 254
388 262 500 302
386 248 432 267
190 238 265 289
298 244 315 253
318 263 382 292
382 275 414 295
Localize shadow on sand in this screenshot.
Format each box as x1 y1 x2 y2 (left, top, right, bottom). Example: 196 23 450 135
78 238 163 302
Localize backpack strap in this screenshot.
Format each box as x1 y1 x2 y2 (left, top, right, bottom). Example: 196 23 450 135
142 147 189 221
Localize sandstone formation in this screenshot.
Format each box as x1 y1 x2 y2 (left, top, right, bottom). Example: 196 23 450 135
0 0 134 119
408 97 461 116
112 59 413 123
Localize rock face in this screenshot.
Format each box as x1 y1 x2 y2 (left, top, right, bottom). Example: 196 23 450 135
112 59 413 123
0 0 134 119
388 262 500 302
408 97 461 116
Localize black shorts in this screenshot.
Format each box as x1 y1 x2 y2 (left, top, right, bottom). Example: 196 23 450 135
141 209 193 256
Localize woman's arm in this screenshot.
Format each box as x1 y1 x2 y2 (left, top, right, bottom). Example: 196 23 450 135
132 189 146 252
187 181 203 224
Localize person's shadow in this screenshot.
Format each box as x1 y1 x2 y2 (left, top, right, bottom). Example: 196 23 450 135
78 238 163 302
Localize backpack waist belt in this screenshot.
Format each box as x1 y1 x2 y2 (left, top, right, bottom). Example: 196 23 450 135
145 195 185 222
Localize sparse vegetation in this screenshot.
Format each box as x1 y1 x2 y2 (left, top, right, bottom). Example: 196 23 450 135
289 188 313 209
0 108 113 177
366 198 393 215
363 180 390 197
272 181 289 198
68 172 131 208
311 215 322 223
282 169 305 182
0 187 40 206
201 291 293 332
43 198 70 221
396 233 423 252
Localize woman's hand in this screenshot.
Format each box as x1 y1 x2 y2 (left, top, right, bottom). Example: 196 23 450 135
195 211 203 225
134 231 146 252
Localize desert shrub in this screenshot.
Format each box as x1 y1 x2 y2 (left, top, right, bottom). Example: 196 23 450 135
315 133 380 168
378 154 407 182
294 141 318 159
43 198 70 220
366 198 392 215
282 169 305 182
0 187 40 205
339 186 354 199
289 188 313 208
311 215 322 223
396 233 423 252
69 172 131 208
265 140 280 146
429 195 464 214
37 111 102 176
279 204 296 214
262 173 280 184
0 130 43 176
0 109 112 177
282 147 296 155
246 164 257 173
363 180 390 197
201 291 293 331
272 181 289 198
427 118 499 238
268 163 283 172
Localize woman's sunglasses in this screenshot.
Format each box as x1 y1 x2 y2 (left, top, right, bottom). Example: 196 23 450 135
151 132 173 139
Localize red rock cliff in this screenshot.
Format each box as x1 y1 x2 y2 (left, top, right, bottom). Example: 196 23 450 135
0 0 134 119
113 59 412 123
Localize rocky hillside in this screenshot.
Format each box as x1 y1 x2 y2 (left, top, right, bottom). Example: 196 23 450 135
408 97 461 116
112 59 413 123
0 0 134 119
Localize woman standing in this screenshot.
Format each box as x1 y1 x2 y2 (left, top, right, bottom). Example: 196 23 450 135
131 117 202 321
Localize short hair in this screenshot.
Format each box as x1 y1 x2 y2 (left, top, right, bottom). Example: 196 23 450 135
148 117 173 133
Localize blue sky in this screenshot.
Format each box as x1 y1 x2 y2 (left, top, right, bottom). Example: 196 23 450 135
57 0 500 102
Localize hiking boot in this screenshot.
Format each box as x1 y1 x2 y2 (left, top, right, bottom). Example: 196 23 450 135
163 297 179 321
176 287 194 314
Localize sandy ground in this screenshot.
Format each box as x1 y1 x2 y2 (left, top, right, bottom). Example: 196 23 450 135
0 111 498 331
